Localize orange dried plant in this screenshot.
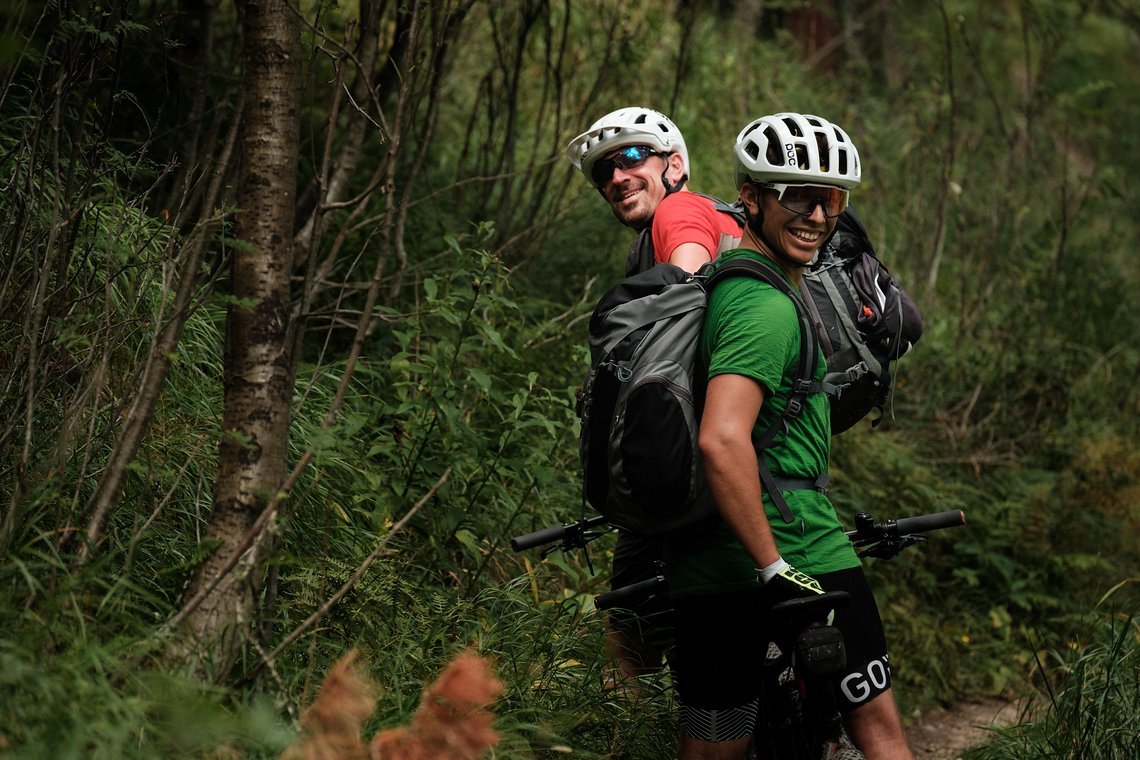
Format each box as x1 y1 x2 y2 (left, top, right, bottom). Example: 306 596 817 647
370 650 504 760
279 649 504 760
281 651 377 760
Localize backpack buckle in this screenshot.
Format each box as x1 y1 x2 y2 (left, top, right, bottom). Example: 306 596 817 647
845 361 870 382
602 361 633 382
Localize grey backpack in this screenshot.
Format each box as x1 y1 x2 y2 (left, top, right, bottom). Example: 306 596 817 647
578 258 834 535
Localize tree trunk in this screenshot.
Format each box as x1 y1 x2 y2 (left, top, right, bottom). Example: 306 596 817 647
171 0 301 680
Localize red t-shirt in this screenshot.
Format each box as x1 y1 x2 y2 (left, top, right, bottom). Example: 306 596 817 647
650 191 743 266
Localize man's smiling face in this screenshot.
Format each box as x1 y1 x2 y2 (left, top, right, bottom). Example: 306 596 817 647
597 148 683 230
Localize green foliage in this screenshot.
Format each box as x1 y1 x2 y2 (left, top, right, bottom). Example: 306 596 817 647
2 0 1139 756
0 535 292 758
0 633 293 758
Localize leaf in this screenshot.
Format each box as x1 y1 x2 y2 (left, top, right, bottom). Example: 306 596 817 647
468 367 492 391
455 529 484 558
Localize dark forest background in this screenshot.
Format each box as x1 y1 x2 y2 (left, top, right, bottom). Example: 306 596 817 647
1 0 1138 757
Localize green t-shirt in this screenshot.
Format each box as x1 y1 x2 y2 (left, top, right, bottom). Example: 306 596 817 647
664 249 859 598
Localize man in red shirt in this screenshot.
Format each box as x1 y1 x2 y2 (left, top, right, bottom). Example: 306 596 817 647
566 107 742 277
565 107 743 686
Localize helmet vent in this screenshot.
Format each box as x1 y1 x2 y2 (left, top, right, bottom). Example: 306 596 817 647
763 127 781 164
783 117 804 137
814 134 829 168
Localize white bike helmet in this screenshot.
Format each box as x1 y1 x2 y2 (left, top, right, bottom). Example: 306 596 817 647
733 113 860 189
565 106 690 188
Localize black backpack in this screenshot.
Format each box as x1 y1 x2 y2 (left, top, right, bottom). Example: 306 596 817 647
578 257 835 535
626 198 921 433
801 207 923 432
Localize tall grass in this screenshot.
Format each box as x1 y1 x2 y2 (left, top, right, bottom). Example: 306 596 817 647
965 604 1140 760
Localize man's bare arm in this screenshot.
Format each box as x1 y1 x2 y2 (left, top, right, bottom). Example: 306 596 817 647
668 242 712 274
698 373 781 568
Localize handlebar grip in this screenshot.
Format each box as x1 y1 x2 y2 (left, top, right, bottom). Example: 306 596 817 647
510 514 610 552
893 509 965 535
511 524 571 552
594 575 666 611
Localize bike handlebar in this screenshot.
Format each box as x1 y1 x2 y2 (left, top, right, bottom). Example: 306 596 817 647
594 575 666 611
845 509 965 546
895 509 966 535
513 507 965 565
510 514 609 552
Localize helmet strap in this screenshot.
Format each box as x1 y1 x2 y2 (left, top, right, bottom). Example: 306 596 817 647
661 171 687 197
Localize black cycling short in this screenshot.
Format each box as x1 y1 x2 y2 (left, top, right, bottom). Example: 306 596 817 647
671 566 891 727
607 529 673 649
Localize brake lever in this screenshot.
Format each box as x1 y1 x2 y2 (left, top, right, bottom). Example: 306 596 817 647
857 534 928 560
539 520 611 573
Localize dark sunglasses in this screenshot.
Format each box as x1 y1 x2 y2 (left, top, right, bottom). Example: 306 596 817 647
759 182 849 218
590 145 661 187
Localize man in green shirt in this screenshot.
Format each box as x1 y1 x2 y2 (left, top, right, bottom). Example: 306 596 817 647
667 113 915 759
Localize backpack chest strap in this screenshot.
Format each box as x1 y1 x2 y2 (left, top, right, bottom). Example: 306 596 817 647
769 473 830 494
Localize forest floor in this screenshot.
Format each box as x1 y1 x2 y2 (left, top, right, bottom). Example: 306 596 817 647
906 698 1025 759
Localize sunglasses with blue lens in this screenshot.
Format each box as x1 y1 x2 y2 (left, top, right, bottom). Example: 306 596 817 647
590 145 660 187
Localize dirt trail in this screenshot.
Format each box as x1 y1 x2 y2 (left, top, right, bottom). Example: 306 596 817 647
906 698 1023 759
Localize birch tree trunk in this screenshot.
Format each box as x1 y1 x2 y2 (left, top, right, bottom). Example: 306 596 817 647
171 0 301 680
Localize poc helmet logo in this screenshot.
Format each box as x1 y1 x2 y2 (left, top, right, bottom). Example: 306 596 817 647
785 142 797 166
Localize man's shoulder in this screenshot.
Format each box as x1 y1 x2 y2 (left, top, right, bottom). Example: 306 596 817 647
708 253 797 315
711 250 789 285
657 189 720 215
655 190 742 235
709 272 796 318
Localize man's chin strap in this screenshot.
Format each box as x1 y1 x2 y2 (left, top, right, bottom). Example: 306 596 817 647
661 171 688 197
745 209 786 264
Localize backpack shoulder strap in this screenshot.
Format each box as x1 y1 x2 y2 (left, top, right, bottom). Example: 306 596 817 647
703 257 837 523
625 227 656 276
704 258 837 404
693 192 747 227
807 250 886 384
